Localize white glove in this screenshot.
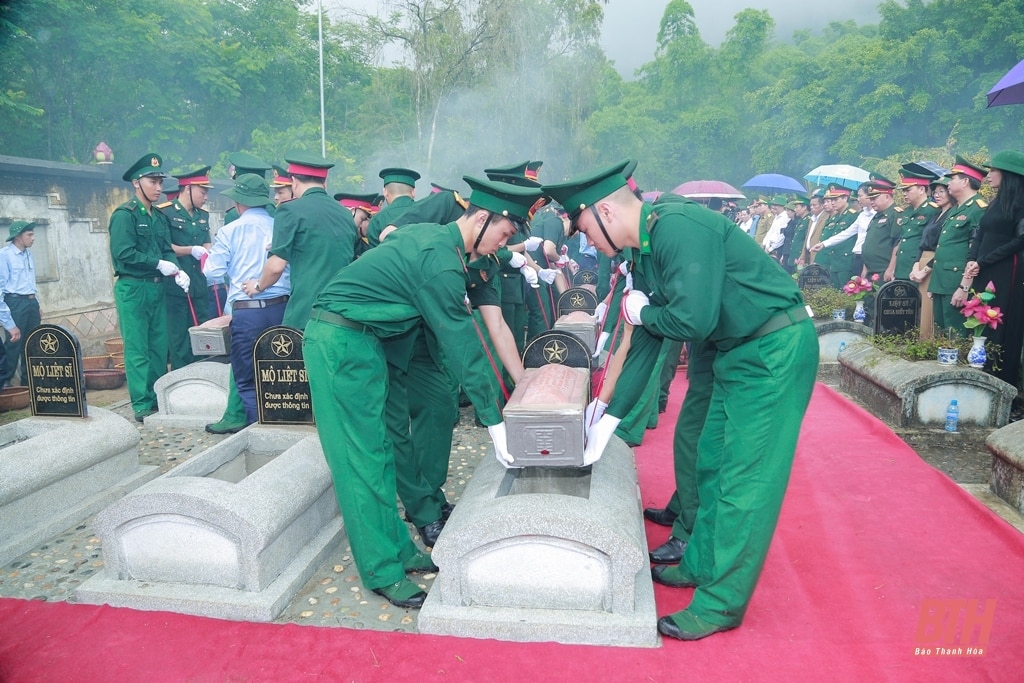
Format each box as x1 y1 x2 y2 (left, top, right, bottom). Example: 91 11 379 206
156 259 179 276
583 414 621 466
538 268 559 285
624 272 634 291
524 236 543 251
555 254 570 266
174 271 191 292
585 398 607 432
618 261 628 276
593 330 610 358
593 301 608 324
622 289 649 326
190 245 208 260
508 252 527 269
521 265 539 288
487 422 516 468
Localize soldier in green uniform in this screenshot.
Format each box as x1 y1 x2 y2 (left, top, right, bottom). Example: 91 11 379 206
160 166 214 369
243 152 358 330
525 203 567 339
783 196 811 272
893 168 939 280
929 155 988 335
206 156 279 435
810 184 860 286
335 192 381 259
109 153 189 422
544 160 818 641
859 177 900 324
303 177 540 608
365 167 420 247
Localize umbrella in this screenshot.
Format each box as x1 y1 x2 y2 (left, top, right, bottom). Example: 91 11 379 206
641 191 662 202
987 58 1024 107
903 160 949 179
804 164 870 191
741 173 806 194
671 180 745 199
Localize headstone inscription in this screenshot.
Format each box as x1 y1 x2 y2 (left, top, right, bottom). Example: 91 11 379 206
253 326 314 425
26 324 86 417
873 280 921 336
798 264 832 292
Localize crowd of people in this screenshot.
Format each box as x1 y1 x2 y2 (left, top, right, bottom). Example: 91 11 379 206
95 147 1022 641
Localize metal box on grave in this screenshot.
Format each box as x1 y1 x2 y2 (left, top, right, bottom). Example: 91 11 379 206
189 314 232 356
553 288 599 354
504 363 590 467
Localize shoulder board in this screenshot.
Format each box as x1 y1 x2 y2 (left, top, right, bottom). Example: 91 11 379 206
847 208 858 215
453 191 468 210
894 206 904 213
155 201 173 209
976 198 988 208
928 201 939 208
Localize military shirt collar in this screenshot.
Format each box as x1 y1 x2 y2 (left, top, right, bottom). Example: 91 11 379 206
637 202 655 256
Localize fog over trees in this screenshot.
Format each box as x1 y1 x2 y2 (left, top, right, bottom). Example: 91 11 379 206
1 0 1021 191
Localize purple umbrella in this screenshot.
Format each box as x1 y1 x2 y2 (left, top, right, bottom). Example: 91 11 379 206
987 59 1024 107
671 180 745 199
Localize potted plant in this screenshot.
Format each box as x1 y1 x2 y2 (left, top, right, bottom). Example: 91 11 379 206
803 286 852 321
841 274 879 323
961 281 1003 368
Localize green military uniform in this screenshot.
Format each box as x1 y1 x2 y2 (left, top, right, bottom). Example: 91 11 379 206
366 167 420 247
861 205 899 276
109 153 177 420
929 193 986 334
894 200 938 279
544 164 818 637
526 206 565 338
271 154 358 329
818 202 860 287
785 199 811 270
160 167 214 369
304 177 537 600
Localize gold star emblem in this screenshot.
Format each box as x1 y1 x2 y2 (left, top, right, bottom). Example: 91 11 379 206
569 293 585 309
39 332 59 354
893 285 908 297
581 271 595 283
543 340 568 363
271 334 294 357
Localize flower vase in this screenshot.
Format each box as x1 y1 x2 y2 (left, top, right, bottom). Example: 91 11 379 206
967 336 987 369
853 301 866 323
832 309 846 321
937 347 959 366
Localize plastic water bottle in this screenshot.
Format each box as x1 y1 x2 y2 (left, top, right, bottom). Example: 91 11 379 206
944 400 959 433
838 341 847 354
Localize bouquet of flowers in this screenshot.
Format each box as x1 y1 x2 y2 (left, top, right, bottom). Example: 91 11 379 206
962 281 1003 331
842 274 879 301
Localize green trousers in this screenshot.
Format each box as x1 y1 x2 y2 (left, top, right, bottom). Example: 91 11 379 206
615 339 671 445
216 369 248 426
501 298 527 356
304 318 418 590
386 334 459 527
165 292 208 369
661 342 716 543
115 278 168 417
675 321 818 627
932 293 968 338
526 282 557 340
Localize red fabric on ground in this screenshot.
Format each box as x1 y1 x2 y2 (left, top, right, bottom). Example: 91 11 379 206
2 379 1022 682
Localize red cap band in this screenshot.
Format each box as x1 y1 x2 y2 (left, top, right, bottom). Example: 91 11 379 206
899 177 931 187
178 175 210 187
287 163 329 179
626 177 639 192
950 164 985 182
339 198 375 211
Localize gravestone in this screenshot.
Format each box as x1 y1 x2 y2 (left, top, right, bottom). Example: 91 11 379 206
557 287 598 315
873 280 920 336
572 269 599 288
523 331 591 371
253 326 313 425
798 264 832 292
25 324 85 418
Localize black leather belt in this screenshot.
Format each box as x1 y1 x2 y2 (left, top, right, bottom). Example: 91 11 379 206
120 275 163 283
233 295 289 310
310 308 369 331
746 304 811 343
6 293 35 299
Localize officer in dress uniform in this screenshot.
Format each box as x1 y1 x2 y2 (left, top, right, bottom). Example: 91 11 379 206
811 184 860 286
893 168 939 280
859 176 900 324
242 152 358 331
269 165 294 206
929 155 989 335
109 153 189 422
335 192 382 259
543 160 818 641
160 166 214 369
366 167 420 247
303 177 540 609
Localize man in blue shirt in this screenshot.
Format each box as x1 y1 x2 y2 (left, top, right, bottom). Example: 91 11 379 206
0 221 40 386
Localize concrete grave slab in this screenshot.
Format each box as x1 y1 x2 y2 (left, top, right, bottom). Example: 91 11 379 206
76 425 343 622
0 407 155 566
418 437 658 647
147 360 230 429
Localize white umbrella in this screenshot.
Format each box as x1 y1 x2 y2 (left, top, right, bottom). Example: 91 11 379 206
804 164 870 191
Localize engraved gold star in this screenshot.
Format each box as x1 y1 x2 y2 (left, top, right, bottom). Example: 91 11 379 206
543 340 568 363
40 333 59 354
271 334 293 357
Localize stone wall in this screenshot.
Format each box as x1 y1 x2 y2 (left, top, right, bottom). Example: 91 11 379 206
0 155 230 355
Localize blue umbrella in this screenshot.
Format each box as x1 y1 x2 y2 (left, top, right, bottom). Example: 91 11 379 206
742 173 806 194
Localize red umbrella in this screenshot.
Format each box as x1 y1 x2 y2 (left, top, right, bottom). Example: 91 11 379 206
672 180 745 199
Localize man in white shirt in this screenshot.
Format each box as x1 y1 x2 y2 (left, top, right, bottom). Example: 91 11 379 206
0 221 39 386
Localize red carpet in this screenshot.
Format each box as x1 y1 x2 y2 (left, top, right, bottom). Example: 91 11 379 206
2 379 1023 682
